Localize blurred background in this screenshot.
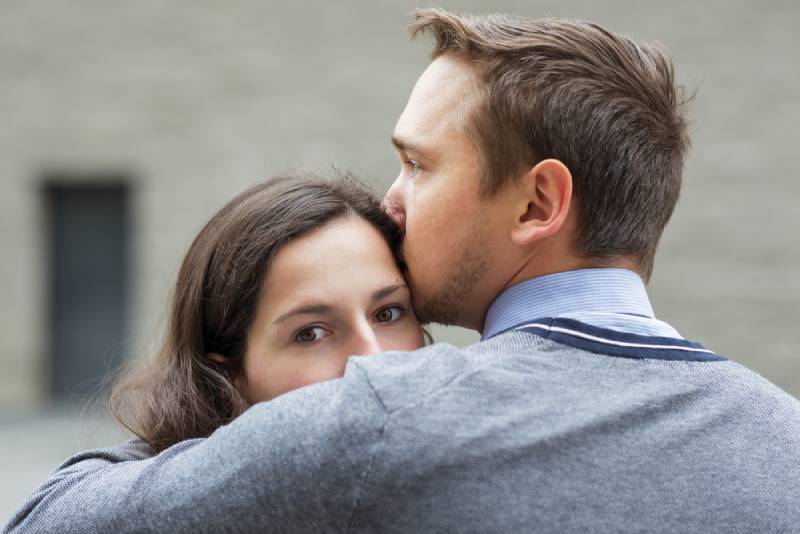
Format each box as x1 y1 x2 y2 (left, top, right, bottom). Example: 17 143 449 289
1 0 798 519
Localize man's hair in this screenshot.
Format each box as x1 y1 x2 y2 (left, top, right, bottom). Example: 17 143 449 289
410 9 690 280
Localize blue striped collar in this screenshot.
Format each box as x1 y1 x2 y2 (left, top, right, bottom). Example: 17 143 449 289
482 268 665 340
506 318 724 362
480 269 720 362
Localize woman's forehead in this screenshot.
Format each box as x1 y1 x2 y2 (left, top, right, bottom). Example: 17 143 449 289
259 217 404 315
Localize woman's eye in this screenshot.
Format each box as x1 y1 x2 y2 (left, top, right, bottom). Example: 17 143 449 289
294 326 329 344
375 306 404 323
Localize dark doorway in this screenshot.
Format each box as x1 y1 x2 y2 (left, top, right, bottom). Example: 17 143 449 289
44 180 131 401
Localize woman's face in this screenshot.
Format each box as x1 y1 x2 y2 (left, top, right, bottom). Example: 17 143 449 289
243 215 425 403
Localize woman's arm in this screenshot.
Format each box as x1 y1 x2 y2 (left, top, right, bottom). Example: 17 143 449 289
3 367 387 533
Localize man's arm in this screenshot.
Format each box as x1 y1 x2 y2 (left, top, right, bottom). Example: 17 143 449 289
3 364 386 534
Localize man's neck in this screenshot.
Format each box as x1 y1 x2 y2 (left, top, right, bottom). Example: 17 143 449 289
477 256 642 333
504 256 641 294
480 267 670 339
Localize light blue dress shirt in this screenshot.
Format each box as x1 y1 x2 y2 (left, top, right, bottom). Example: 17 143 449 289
482 268 682 340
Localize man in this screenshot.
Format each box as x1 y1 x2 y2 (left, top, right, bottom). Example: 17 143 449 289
6 9 800 533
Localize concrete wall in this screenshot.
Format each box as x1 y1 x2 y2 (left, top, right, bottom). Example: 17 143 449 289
1 0 798 411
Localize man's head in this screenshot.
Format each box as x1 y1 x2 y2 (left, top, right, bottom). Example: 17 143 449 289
384 8 690 331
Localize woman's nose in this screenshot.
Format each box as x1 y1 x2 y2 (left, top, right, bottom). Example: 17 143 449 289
348 323 384 357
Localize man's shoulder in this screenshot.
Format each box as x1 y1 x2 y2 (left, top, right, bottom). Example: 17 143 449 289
341 334 800 533
345 342 469 412
342 330 800 419
344 334 549 414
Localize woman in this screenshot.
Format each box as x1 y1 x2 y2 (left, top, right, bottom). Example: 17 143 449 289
111 170 426 453
4 171 426 532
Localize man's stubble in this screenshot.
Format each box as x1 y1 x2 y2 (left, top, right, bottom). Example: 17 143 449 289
413 227 491 327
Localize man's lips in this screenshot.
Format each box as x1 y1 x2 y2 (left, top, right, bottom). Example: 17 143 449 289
380 198 406 231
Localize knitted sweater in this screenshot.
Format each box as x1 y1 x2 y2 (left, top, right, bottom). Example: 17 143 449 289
5 321 800 533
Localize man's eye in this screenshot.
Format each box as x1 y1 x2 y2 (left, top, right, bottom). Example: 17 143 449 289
374 306 405 323
294 326 330 344
405 160 422 177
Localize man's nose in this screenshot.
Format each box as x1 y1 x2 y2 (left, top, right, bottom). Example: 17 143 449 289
382 178 406 231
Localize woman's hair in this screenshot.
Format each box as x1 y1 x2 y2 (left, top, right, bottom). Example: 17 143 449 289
110 171 401 453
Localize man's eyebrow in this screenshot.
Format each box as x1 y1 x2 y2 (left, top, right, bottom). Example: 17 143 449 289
372 283 408 301
391 134 422 154
273 304 335 325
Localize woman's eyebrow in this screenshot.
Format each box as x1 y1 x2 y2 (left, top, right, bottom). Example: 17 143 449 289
273 304 335 325
372 284 408 302
273 285 407 326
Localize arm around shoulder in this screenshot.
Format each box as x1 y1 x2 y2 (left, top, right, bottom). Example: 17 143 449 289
3 366 386 534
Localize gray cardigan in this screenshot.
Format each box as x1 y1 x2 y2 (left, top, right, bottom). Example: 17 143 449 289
5 326 800 533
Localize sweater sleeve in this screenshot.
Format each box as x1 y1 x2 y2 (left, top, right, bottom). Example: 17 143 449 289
2 364 387 534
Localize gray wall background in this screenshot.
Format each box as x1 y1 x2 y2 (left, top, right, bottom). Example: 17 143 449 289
1 0 798 518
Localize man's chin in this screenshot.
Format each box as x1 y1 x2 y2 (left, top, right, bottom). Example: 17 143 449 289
410 254 489 328
404 280 428 324
403 264 464 326
402 276 437 325
414 292 461 327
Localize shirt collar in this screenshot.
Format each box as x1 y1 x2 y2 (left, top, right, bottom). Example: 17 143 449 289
481 268 654 340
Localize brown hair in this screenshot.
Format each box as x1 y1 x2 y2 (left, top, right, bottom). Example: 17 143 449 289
410 9 690 279
110 171 401 453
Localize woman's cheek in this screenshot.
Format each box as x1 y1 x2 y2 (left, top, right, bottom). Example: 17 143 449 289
269 359 346 398
244 354 299 403
278 368 317 395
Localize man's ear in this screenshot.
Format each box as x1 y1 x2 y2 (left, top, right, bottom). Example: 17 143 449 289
510 159 573 247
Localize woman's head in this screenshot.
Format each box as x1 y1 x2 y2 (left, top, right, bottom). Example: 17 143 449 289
112 171 424 452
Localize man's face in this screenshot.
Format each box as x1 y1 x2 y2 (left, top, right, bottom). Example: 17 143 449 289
384 55 505 329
